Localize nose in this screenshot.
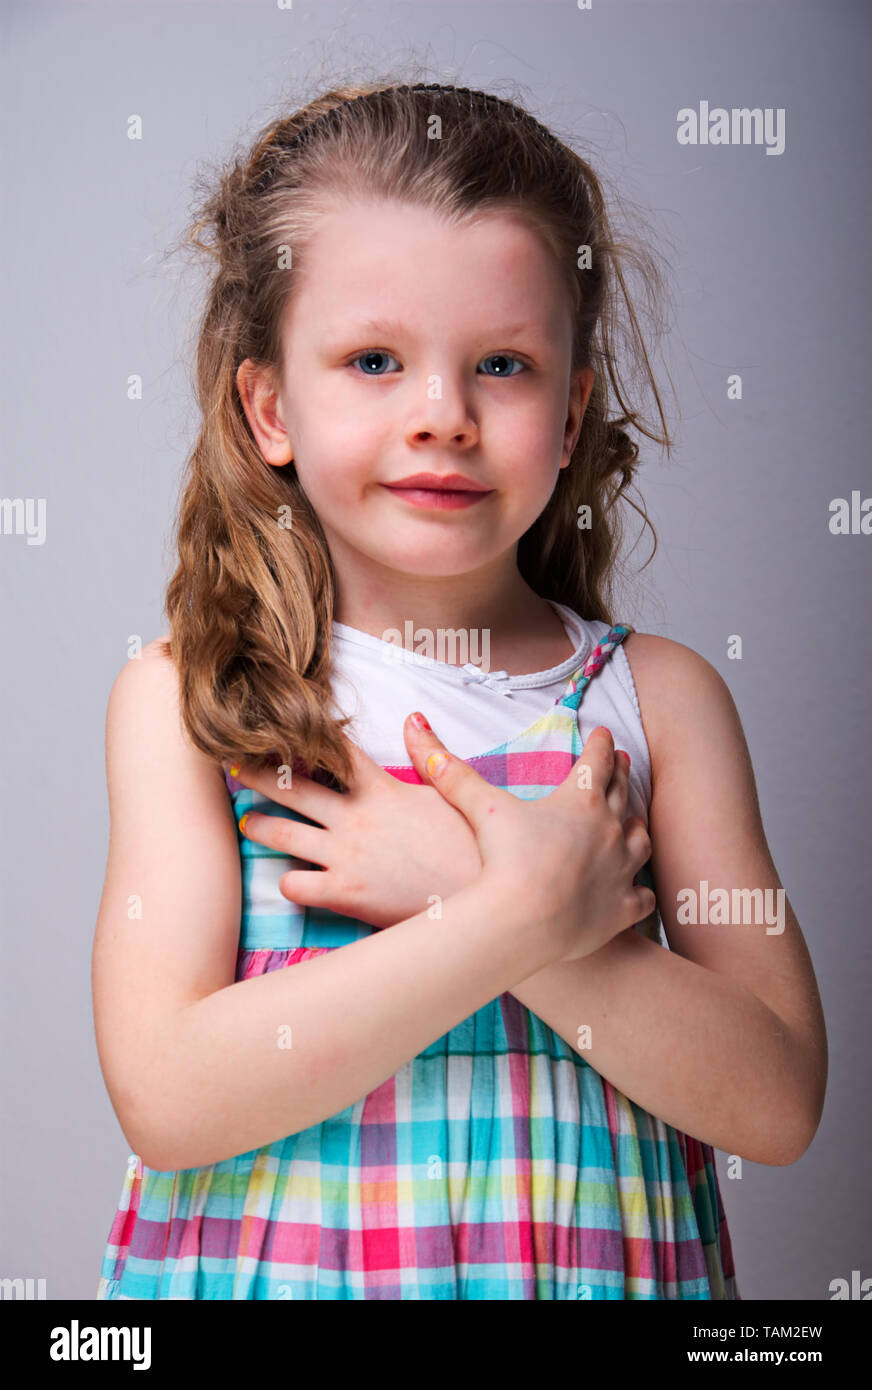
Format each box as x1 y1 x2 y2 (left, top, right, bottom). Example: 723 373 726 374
405 375 479 450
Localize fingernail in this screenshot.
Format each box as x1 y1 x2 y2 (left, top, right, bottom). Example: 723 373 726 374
426 751 448 779
238 814 249 833
229 764 240 778
620 751 631 768
410 712 431 731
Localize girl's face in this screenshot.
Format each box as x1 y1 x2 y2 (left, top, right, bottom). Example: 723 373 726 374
239 198 593 614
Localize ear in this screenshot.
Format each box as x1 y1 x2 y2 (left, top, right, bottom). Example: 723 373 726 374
236 358 294 466
561 365 595 467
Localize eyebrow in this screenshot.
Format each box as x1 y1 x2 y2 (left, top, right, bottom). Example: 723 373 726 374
325 317 547 341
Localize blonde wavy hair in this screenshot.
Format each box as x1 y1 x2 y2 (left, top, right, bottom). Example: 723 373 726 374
159 77 674 792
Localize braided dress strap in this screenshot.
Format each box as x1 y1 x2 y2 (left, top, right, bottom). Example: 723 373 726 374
561 623 634 705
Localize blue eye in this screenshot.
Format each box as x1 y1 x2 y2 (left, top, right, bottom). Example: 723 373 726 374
350 350 401 375
479 354 525 377
348 350 527 377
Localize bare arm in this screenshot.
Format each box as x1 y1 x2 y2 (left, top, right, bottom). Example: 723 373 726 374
91 642 555 1174
507 635 827 1166
153 880 549 1170
509 927 815 1165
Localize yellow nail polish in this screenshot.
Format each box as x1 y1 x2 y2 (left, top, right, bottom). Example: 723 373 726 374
238 814 249 833
229 764 240 778
426 752 448 779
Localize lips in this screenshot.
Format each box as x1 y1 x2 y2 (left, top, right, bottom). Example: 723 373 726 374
383 473 491 492
380 478 494 511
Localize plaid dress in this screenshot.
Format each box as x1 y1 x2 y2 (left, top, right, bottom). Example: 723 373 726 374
96 623 740 1299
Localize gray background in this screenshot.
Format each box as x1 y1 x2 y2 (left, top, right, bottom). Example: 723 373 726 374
1 0 869 1300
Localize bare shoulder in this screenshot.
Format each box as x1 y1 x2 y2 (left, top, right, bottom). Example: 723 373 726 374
107 634 178 735
620 630 731 714
105 632 228 792
110 631 174 683
619 631 748 791
107 632 176 715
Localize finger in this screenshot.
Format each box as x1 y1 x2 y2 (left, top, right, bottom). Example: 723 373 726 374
403 710 508 832
567 725 616 796
277 867 332 908
605 749 631 816
402 711 447 782
231 759 336 828
237 808 332 866
626 883 658 923
402 711 461 784
229 759 296 802
623 817 653 872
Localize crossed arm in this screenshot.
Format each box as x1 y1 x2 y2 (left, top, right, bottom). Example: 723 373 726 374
508 925 820 1166
501 637 827 1166
244 638 826 1166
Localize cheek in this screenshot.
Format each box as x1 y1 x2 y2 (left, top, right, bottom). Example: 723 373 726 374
497 390 564 448
302 392 395 484
292 435 374 514
296 454 354 505
497 414 564 484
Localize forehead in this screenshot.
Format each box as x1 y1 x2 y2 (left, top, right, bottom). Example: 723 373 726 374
288 198 570 337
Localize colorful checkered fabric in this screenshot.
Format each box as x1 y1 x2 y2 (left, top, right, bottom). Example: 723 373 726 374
97 623 739 1299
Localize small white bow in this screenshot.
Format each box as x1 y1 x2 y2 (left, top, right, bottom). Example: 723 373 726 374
459 662 514 695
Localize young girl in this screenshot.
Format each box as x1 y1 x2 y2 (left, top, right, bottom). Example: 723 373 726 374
92 80 827 1300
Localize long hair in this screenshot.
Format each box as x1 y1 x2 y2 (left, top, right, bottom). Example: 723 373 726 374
160 78 673 791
